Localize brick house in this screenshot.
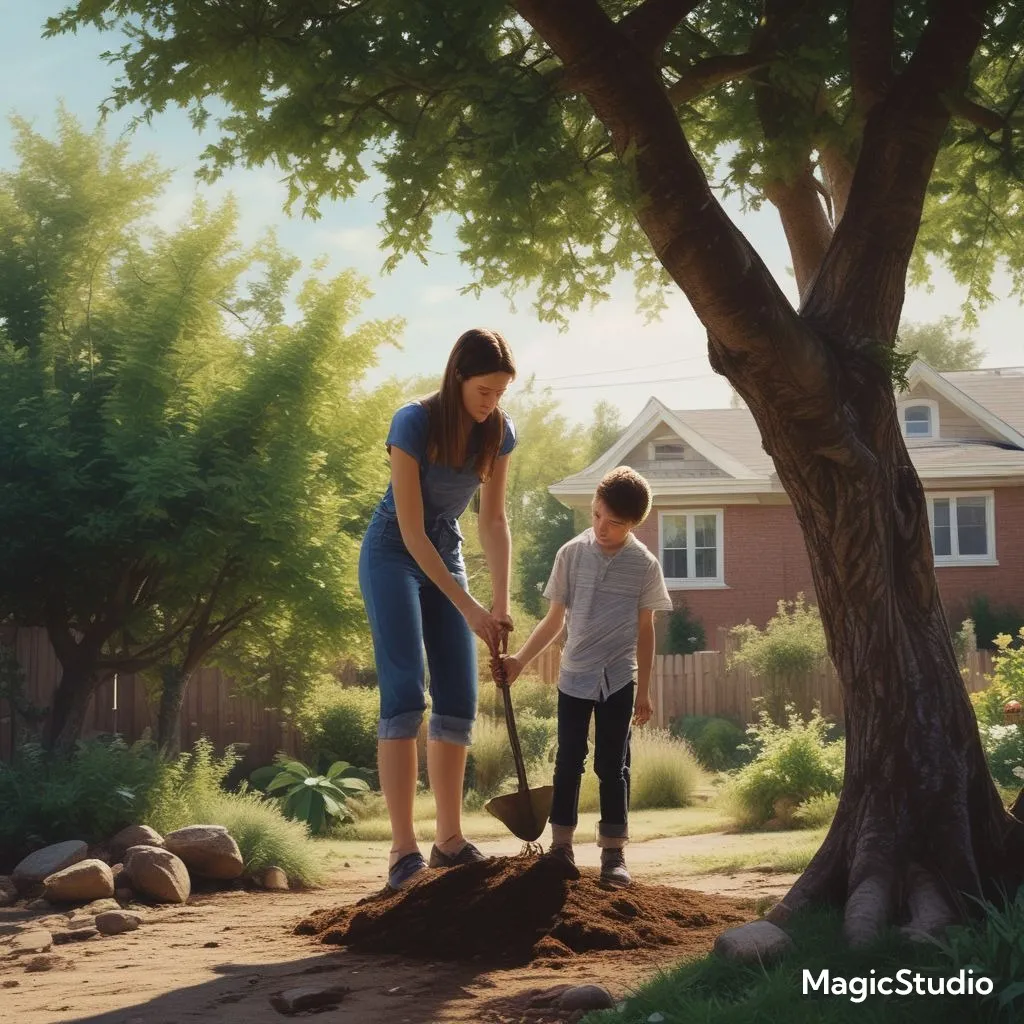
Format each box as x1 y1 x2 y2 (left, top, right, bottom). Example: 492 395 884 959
549 362 1024 643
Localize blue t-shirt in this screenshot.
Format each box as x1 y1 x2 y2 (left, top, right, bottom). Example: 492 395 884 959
376 402 517 527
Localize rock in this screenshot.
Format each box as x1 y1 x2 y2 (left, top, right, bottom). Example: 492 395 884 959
53 926 99 944
109 825 165 863
95 911 142 936
257 867 289 891
12 841 89 891
2 980 18 988
23 955 66 973
43 859 115 903
268 986 351 1014
10 930 53 955
65 916 98 931
123 846 190 904
164 825 244 880
558 985 616 1012
713 920 794 964
111 863 125 883
0 876 17 907
26 898 53 913
83 897 122 915
114 886 134 902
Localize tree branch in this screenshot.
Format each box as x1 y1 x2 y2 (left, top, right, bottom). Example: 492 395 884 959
944 93 1007 134
619 0 698 59
803 0 993 344
667 51 772 105
850 0 895 115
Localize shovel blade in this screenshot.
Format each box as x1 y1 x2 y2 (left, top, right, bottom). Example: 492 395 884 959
484 785 554 842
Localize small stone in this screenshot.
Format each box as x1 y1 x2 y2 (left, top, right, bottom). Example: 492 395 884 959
10 929 53 955
53 927 99 944
713 920 794 965
108 825 165 863
12 841 89 891
268 985 351 1014
558 985 615 1012
647 1014 666 1024
23 954 64 973
203 941 219 948
96 911 143 936
257 866 289 891
0 876 17 906
43 860 115 903
2 980 19 988
83 897 122 914
65 916 98 931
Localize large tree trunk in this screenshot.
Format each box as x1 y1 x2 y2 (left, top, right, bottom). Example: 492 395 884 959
46 666 99 757
723 344 1023 944
156 663 193 756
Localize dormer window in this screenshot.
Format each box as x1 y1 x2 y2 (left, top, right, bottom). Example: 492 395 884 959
898 399 939 440
653 442 686 460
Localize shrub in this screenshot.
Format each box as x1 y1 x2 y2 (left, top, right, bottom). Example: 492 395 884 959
466 712 556 797
971 628 1024 728
577 729 703 812
792 791 840 829
250 756 370 834
979 723 1024 789
665 605 707 655
968 596 1024 650
729 595 829 723
722 705 844 828
296 680 380 775
0 737 163 869
952 617 977 668
671 715 749 771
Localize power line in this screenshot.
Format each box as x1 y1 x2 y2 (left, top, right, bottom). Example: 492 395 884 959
548 372 716 391
533 353 707 383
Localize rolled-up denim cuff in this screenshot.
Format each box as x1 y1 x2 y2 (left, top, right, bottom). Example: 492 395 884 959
597 822 629 848
429 712 474 746
378 709 424 740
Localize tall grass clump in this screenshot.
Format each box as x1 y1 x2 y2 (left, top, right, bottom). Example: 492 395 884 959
577 729 703 812
466 712 555 797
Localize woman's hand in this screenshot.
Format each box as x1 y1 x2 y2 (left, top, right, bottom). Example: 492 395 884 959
463 600 504 657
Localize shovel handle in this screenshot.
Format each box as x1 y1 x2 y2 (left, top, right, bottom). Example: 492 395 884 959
495 649 531 796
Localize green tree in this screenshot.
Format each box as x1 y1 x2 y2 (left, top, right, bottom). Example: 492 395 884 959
0 113 400 754
52 0 1024 940
896 316 986 371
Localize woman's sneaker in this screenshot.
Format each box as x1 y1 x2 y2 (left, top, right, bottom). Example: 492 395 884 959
387 851 428 890
428 841 488 868
600 848 632 886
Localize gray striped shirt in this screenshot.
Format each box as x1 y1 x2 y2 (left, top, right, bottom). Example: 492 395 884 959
543 528 673 701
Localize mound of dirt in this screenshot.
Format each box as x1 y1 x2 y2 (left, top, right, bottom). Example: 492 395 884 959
297 854 754 964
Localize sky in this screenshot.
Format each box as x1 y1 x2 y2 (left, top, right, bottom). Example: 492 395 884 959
1 4 1021 429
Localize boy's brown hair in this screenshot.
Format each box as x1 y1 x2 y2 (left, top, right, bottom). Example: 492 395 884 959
595 466 653 525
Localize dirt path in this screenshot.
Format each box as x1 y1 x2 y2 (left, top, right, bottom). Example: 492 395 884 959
1 835 799 1024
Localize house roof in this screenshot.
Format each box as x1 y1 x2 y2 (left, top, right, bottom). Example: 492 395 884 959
549 363 1024 503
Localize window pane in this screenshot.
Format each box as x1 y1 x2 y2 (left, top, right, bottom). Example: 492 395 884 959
905 406 931 435
664 548 688 578
695 548 717 578
932 499 950 528
693 514 716 548
932 526 952 557
662 515 687 548
956 498 988 556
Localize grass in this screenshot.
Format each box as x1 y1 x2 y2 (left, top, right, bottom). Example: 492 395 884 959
582 907 1016 1024
684 828 828 875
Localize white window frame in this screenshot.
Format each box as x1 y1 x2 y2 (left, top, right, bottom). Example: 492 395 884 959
898 398 939 440
926 491 997 566
658 509 726 589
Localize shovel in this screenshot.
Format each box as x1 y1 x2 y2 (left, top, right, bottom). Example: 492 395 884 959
484 639 553 842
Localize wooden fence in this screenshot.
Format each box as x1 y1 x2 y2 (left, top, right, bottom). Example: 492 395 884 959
1 625 997 762
535 628 995 731
0 626 305 770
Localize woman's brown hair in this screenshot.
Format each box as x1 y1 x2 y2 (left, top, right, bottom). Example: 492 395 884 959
422 328 516 480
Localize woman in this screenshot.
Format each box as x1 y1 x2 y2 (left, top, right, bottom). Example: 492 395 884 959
359 328 517 890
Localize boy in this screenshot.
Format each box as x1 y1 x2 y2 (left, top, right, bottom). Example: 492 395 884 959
493 466 672 885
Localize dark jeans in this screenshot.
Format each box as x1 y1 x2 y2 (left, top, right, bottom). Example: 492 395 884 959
550 682 634 840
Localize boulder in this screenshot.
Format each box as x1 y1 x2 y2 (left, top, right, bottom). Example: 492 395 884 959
12 841 88 891
713 920 794 964
96 910 142 936
0 876 17 907
43 860 114 903
108 825 165 863
164 825 243 880
123 846 190 904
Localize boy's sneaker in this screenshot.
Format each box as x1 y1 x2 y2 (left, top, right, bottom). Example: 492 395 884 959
545 844 581 879
600 848 632 887
428 841 488 868
387 851 428 891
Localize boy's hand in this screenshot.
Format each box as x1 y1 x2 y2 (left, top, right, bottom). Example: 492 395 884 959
633 690 653 726
491 654 522 687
